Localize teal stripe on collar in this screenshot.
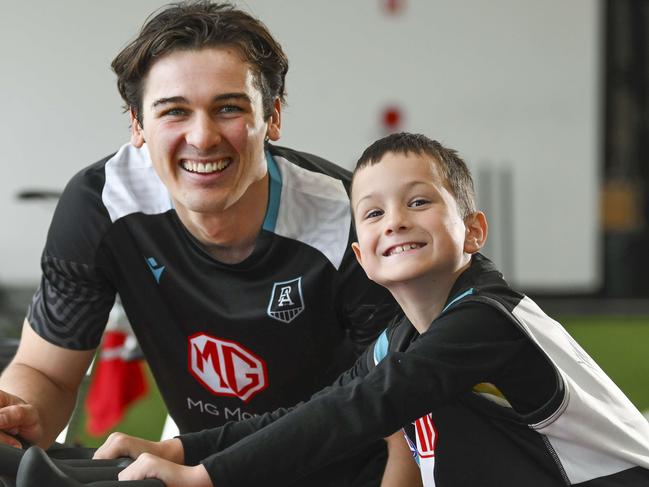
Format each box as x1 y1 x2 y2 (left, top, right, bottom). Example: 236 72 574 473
373 329 389 366
262 151 282 232
442 288 475 313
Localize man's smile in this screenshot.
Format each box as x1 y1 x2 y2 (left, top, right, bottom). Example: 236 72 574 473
181 158 233 174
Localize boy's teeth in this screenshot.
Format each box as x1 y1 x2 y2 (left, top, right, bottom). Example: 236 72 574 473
182 158 231 173
389 243 422 255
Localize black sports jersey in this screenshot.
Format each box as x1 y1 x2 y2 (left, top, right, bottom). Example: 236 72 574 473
180 254 649 487
27 142 398 441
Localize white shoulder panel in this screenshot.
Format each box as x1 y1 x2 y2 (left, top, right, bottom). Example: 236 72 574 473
273 155 351 270
512 296 649 483
102 143 172 222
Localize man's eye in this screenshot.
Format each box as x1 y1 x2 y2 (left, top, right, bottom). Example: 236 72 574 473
219 105 243 114
162 108 187 117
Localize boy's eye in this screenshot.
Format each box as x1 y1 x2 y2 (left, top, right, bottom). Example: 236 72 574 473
364 209 383 219
409 198 430 208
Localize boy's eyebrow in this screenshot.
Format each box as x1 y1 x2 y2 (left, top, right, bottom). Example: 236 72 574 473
354 180 437 210
150 92 251 109
353 193 376 214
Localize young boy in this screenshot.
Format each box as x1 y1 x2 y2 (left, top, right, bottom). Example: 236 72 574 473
96 133 649 486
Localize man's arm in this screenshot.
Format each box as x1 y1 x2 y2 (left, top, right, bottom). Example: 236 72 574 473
0 320 95 448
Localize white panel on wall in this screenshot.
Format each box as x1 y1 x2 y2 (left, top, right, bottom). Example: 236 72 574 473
0 0 600 291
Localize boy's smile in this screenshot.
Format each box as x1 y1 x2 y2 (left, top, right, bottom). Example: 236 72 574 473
383 242 427 257
351 152 475 291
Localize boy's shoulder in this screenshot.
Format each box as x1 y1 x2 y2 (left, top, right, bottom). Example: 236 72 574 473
444 253 525 310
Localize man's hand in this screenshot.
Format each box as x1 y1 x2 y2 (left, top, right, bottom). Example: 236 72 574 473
119 453 213 487
0 321 96 448
0 390 42 448
94 432 184 464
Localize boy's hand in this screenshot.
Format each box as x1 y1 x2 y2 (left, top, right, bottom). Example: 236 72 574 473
119 453 213 487
93 432 184 464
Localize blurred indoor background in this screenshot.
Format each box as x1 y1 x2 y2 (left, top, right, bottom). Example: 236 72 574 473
0 0 648 444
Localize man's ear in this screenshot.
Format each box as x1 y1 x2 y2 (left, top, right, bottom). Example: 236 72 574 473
464 211 488 254
130 108 145 148
265 98 282 141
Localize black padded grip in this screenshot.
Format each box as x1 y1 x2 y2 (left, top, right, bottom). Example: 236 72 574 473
0 443 131 479
16 447 165 487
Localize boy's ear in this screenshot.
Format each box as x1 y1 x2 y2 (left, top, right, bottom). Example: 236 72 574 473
130 108 145 148
351 242 373 280
464 211 488 254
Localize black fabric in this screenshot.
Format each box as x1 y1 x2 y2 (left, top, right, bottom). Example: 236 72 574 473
27 144 398 485
184 254 649 487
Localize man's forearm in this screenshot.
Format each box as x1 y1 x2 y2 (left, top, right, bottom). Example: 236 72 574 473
0 361 78 447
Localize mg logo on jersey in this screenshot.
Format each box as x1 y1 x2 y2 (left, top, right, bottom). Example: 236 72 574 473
267 277 304 323
188 333 268 403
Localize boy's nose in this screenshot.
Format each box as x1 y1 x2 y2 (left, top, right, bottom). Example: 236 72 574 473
384 209 409 235
186 114 221 150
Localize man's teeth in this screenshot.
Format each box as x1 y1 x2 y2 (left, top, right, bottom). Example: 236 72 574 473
182 159 231 173
388 243 422 256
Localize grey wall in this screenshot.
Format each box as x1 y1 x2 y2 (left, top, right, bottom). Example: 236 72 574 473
0 0 601 291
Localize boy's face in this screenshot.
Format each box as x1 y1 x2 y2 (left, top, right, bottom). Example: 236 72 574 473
351 152 476 288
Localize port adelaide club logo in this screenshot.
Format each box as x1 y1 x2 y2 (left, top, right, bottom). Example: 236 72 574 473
267 277 304 323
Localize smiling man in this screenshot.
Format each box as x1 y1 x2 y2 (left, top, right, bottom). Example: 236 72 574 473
0 2 398 485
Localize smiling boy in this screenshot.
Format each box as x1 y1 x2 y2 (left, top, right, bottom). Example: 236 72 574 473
97 133 649 487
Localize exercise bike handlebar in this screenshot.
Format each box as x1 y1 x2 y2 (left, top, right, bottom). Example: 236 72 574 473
16 446 165 487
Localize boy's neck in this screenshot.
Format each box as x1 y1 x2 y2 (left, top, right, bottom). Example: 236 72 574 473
388 260 472 334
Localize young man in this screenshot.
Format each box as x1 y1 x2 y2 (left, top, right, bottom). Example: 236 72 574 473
98 133 649 486
0 2 397 485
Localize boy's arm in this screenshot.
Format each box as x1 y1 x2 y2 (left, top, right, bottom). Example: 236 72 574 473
196 303 532 487
179 342 377 464
381 432 422 487
94 342 379 464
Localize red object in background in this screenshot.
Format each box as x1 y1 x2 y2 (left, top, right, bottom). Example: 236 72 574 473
85 331 147 436
382 0 407 15
382 106 404 132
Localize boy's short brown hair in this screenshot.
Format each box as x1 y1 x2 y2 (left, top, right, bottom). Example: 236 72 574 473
352 132 477 218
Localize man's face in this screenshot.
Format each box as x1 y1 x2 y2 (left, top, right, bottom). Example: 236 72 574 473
351 152 471 288
131 47 281 217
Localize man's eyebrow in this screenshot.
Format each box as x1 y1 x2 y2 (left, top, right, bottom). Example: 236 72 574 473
150 93 252 109
213 92 251 103
151 96 187 109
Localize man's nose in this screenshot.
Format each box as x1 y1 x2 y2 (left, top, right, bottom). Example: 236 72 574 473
185 113 221 150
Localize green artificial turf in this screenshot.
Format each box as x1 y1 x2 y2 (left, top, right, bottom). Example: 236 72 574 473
561 315 649 413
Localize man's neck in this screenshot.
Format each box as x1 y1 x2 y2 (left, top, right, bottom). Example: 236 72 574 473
176 173 269 265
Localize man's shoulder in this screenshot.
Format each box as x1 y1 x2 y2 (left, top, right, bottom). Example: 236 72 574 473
268 144 351 186
266 144 353 270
